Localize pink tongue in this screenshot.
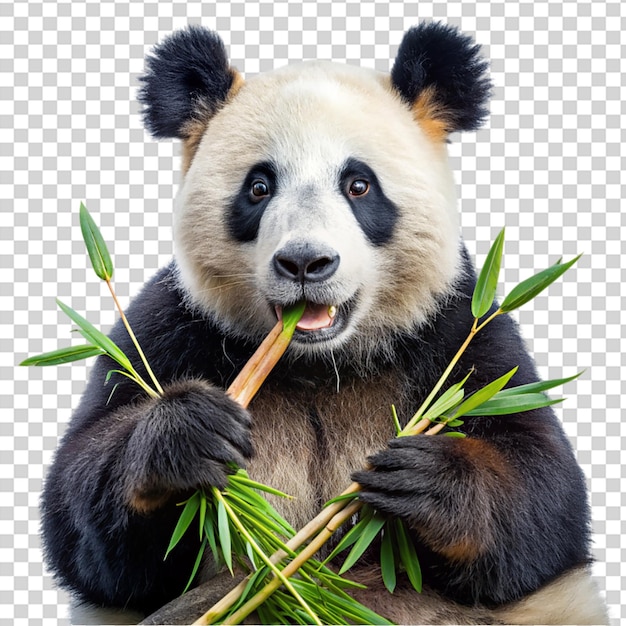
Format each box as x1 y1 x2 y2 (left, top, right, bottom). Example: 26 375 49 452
296 303 334 331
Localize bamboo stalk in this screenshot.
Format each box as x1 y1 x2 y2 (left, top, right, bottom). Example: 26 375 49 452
226 321 283 404
194 319 472 624
214 489 323 626
194 297 504 625
217 500 363 626
196 425 438 626
192 482 362 625
228 328 293 408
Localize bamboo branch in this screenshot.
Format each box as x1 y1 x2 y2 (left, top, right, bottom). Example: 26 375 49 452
226 322 283 404
213 488 323 626
194 424 449 625
194 316 486 624
193 481 363 625
227 304 304 408
105 279 164 396
196 500 363 626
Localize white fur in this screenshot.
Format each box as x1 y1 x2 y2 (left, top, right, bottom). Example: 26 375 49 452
174 61 460 360
494 567 609 625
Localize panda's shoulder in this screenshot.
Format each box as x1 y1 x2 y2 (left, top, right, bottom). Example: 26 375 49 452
123 261 185 322
121 260 210 338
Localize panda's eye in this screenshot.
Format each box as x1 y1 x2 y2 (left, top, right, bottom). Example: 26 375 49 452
348 179 370 197
250 179 270 201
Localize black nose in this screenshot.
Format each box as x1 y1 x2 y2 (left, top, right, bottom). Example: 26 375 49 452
273 242 340 283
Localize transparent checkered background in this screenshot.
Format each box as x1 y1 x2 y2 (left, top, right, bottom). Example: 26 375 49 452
1 0 624 623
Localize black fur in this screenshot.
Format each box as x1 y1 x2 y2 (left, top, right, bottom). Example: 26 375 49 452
339 158 398 246
391 22 491 133
354 433 589 606
228 162 279 242
228 158 398 246
125 380 253 499
138 26 234 139
41 268 256 613
41 252 591 615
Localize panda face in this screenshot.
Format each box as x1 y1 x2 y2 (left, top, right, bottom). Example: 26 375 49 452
174 61 460 360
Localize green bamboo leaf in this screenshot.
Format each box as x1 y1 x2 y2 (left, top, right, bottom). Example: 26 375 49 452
164 491 201 559
495 371 583 397
288 581 346 620
472 228 505 318
452 367 518 418
421 388 464 422
104 370 133 403
105 368 137 383
338 512 386 575
269 585 324 626
79 202 114 281
104 368 148 392
310 565 365 591
255 599 284 626
272 587 315 625
245 541 258 570
324 492 360 507
463 394 564 416
225 493 295 544
105 381 121 405
203 517 220 564
290 574 375 623
282 301 307 335
391 404 402 436
182 536 208 594
198 492 207 542
322 510 373 566
336 601 393 626
419 370 473 423
294 579 392 625
380 527 397 593
56 299 133 371
445 418 464 428
394 519 422 593
443 431 467 438
20 344 105 366
231 565 270 612
500 254 581 312
229 471 293 500
216 496 233 574
225 479 295 538
227 478 276 510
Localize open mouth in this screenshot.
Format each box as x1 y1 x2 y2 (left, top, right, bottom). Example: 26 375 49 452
275 299 354 343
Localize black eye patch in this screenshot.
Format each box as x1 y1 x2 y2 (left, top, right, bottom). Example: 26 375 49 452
339 159 398 246
228 162 278 242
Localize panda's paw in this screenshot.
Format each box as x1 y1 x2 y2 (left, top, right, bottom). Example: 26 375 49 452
353 435 508 562
352 435 474 533
123 379 253 512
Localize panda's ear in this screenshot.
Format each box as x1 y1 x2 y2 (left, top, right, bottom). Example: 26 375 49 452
138 26 241 140
391 22 491 141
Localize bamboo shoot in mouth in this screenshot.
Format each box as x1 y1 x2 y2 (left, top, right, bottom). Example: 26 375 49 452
227 301 306 408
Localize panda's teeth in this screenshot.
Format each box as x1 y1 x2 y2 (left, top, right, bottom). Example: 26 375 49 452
274 303 337 330
293 302 338 331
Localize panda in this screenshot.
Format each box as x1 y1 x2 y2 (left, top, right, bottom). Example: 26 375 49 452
41 23 608 625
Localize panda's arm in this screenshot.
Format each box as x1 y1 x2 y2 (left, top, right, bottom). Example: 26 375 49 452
41 263 253 614
354 308 592 607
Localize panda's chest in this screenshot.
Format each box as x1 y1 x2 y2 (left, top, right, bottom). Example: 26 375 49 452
246 370 405 531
